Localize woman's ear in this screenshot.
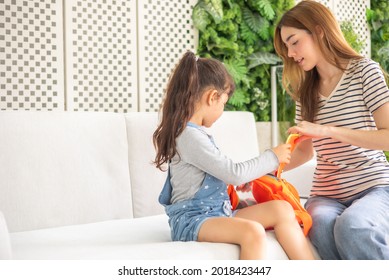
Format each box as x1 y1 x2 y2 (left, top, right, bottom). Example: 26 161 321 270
315 25 324 39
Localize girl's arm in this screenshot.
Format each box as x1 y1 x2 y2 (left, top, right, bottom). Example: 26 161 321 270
283 138 314 171
177 127 280 186
288 102 389 151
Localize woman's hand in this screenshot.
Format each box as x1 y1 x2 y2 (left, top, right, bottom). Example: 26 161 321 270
288 121 328 141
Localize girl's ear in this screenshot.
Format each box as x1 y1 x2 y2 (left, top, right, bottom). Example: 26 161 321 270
206 89 219 105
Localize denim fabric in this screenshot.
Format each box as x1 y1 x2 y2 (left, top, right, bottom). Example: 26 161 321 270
305 186 389 259
159 171 233 242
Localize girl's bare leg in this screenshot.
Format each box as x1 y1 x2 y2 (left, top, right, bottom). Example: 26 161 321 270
198 217 267 259
235 200 315 260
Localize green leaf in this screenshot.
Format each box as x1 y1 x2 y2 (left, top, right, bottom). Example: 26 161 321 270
242 7 270 40
192 0 224 31
366 9 375 22
224 58 248 84
203 0 224 23
192 3 211 31
240 21 258 46
228 88 250 107
378 45 389 56
242 7 265 34
206 37 239 55
247 52 281 69
253 0 275 20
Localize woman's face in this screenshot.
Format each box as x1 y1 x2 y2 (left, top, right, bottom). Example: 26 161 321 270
280 26 322 71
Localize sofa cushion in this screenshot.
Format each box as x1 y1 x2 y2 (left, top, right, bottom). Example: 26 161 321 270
207 111 260 162
10 214 292 260
0 211 12 259
0 112 133 232
124 112 167 218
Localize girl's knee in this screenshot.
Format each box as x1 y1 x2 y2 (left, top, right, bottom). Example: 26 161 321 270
271 200 295 222
240 221 266 245
237 221 267 259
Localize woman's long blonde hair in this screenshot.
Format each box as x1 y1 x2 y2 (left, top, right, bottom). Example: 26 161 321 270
274 0 362 122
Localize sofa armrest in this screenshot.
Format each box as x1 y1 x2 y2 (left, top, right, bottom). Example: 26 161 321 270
0 211 12 259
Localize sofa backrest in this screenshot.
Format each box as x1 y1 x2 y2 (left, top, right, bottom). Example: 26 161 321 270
0 112 133 232
0 111 262 231
124 112 166 218
125 111 260 218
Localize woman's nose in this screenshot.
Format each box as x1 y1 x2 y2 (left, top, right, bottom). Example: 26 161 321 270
287 47 295 58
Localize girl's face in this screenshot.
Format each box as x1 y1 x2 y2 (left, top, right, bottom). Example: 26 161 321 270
203 92 229 128
280 26 322 71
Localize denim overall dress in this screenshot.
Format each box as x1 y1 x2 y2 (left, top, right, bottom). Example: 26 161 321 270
158 125 233 241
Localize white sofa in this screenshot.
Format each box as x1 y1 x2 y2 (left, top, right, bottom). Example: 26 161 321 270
0 111 318 260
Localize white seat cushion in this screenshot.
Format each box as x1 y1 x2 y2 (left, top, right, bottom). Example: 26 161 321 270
10 215 291 260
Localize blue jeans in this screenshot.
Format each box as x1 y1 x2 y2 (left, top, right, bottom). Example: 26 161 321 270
305 187 389 260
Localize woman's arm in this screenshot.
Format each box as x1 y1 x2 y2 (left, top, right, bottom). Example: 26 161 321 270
288 102 389 151
283 138 314 171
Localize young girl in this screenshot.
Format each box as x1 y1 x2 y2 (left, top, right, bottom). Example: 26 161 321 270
153 51 314 260
274 1 389 259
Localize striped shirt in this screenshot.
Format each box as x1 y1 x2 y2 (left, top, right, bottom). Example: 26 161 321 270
296 58 389 201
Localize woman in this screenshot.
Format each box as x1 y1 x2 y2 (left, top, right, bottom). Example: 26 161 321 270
274 0 389 259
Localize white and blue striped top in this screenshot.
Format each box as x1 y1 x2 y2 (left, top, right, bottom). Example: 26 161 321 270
296 58 389 201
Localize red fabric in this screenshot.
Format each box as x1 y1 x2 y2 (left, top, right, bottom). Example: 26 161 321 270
227 185 240 210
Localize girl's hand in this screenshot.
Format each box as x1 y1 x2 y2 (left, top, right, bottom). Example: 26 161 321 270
236 182 253 192
271 143 291 164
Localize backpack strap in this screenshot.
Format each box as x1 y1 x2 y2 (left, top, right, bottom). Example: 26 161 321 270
294 210 313 236
276 134 300 178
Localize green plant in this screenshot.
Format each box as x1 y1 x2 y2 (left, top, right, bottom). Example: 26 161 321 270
340 20 364 53
192 0 294 122
367 0 389 74
367 1 389 156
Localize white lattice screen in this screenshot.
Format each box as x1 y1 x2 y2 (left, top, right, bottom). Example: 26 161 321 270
0 0 64 110
1 0 197 112
334 0 370 57
65 0 138 112
0 0 370 111
137 0 198 112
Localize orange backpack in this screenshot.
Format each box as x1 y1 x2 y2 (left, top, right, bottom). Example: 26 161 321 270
227 134 312 236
